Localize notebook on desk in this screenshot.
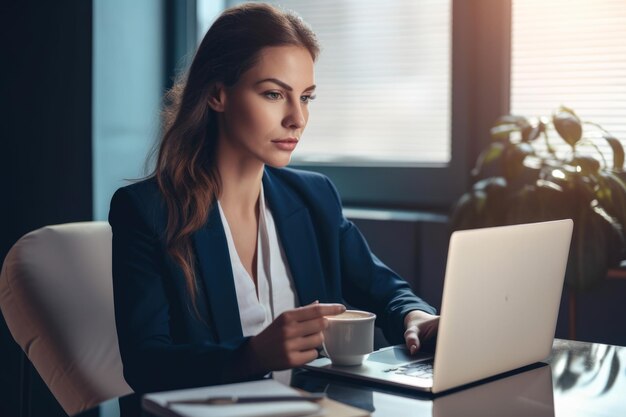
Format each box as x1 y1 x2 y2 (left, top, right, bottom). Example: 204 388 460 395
305 219 573 394
143 378 369 417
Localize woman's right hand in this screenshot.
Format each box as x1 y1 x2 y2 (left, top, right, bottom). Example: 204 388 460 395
245 302 346 373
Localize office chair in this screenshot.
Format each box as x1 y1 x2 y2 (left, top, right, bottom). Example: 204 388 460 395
0 222 133 416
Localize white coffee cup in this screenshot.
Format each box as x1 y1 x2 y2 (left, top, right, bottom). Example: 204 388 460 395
322 310 376 366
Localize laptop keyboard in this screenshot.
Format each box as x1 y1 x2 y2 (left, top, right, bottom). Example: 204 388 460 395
383 360 434 378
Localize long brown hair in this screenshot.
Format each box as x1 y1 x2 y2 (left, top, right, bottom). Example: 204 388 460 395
153 3 319 314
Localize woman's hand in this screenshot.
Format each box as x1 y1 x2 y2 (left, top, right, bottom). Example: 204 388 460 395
245 302 346 373
404 310 439 355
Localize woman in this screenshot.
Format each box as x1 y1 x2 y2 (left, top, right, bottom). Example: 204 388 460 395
109 3 438 394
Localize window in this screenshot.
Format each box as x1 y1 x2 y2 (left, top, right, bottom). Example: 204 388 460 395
197 0 223 41
198 1 466 209
195 1 509 209
253 0 453 166
511 0 626 165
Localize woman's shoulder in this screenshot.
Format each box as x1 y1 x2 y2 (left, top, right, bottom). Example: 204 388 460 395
264 166 343 216
265 166 336 194
111 177 163 209
109 177 167 230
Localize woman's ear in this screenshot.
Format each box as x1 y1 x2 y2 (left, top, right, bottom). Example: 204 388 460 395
207 83 226 112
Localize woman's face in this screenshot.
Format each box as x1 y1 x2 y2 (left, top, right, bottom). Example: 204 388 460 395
213 45 316 169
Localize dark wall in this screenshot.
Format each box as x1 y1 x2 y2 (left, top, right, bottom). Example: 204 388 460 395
350 215 449 349
350 215 450 312
1 1 93 416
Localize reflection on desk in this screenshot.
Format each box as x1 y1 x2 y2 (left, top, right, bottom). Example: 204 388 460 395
550 339 626 416
292 339 625 417
292 365 555 417
78 339 626 417
432 365 554 417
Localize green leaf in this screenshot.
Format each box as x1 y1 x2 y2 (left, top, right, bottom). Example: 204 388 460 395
553 106 582 148
597 172 626 238
492 115 532 141
495 115 530 127
536 179 563 193
591 204 625 266
490 123 518 141
503 142 534 182
527 120 545 142
505 181 572 225
603 134 625 171
471 142 505 179
449 190 489 231
569 156 601 176
570 173 597 204
473 176 507 191
449 177 509 231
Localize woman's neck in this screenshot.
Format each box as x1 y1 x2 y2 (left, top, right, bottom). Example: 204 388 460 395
216 145 264 217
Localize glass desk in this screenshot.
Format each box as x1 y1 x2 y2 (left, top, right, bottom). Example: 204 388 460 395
79 339 626 417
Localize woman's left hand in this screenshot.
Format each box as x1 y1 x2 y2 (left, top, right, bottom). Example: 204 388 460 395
404 310 439 355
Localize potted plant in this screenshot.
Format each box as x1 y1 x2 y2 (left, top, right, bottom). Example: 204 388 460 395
450 106 626 292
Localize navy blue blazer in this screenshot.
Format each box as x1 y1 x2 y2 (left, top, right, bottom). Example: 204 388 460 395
109 166 435 393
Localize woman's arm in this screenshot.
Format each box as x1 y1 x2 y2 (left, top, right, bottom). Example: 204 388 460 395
322 178 438 347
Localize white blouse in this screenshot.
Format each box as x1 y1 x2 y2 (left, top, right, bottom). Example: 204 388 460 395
217 185 298 338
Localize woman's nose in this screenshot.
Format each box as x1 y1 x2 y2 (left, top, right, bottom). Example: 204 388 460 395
283 102 306 129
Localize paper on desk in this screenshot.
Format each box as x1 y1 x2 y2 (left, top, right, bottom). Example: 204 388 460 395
142 379 322 417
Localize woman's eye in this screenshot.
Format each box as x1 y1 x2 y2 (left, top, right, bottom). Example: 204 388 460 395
264 91 282 100
300 94 316 104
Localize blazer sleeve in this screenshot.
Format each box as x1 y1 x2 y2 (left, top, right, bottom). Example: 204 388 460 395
323 178 437 345
109 187 259 393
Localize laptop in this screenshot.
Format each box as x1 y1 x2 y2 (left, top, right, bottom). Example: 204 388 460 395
304 219 573 394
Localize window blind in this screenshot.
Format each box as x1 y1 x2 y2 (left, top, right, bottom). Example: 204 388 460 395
511 0 626 168
230 0 452 166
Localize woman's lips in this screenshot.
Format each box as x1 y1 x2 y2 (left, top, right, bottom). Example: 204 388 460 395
271 138 299 151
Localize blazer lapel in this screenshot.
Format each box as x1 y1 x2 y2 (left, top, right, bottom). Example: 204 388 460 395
192 206 243 343
262 169 327 305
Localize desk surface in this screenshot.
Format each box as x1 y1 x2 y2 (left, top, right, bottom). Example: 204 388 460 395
83 339 626 417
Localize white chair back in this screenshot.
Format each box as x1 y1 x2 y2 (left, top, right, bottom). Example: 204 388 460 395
0 222 133 415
